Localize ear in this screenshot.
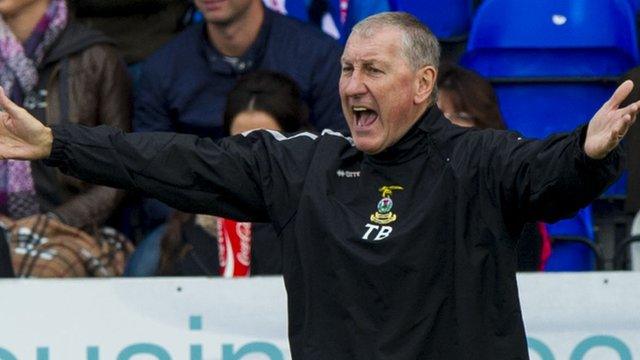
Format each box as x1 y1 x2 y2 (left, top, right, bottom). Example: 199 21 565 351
414 66 437 105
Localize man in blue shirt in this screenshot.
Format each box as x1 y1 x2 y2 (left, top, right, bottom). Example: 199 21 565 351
134 0 345 138
133 0 346 231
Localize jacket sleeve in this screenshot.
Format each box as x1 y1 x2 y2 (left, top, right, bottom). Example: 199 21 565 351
480 126 623 227
53 44 132 229
45 125 315 225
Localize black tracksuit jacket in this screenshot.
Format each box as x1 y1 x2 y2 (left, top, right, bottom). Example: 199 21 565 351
45 107 622 359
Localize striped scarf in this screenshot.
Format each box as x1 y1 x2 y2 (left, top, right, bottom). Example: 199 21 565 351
0 0 68 218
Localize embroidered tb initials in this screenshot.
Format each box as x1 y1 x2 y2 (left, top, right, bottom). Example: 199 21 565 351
362 224 393 241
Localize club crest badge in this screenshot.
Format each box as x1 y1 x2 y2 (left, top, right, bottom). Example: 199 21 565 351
370 185 403 225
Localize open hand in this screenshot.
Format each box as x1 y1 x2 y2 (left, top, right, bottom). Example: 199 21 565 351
584 80 640 159
0 86 52 160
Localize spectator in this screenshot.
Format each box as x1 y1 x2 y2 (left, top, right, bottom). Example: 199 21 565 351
128 71 310 276
619 67 640 214
134 0 343 138
222 70 311 134
0 0 131 232
437 63 505 129
134 0 344 234
437 63 552 271
70 1 191 236
69 0 191 66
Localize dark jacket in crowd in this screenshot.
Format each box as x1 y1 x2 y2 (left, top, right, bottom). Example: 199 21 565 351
45 106 621 359
0 228 13 277
28 22 131 229
626 121 640 213
134 8 345 139
71 0 190 64
620 67 640 213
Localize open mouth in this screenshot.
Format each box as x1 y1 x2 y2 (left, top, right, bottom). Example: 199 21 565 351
353 106 378 128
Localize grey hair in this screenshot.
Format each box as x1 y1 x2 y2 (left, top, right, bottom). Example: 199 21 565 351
351 12 440 71
350 12 440 102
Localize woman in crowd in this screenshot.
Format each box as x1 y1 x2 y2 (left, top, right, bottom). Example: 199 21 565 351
127 70 310 276
437 63 506 130
0 0 132 276
437 63 551 271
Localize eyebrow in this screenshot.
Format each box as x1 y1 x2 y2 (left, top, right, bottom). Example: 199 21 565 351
340 58 387 67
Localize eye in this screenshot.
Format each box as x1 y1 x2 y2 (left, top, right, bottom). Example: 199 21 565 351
341 64 353 74
366 65 383 75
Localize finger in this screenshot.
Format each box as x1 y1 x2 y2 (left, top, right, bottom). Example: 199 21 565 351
612 114 633 140
630 111 638 126
627 99 640 120
0 87 23 118
614 102 639 122
619 98 640 114
608 80 635 109
0 111 8 128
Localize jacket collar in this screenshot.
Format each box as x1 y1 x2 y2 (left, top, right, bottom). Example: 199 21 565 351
419 105 450 133
201 6 274 75
365 106 444 164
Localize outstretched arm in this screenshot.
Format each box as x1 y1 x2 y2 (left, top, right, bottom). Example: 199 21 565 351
0 86 266 219
0 87 53 160
584 80 640 159
0 86 316 224
480 81 638 228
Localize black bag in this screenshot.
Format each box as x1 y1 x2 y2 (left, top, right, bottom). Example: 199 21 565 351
0 226 14 277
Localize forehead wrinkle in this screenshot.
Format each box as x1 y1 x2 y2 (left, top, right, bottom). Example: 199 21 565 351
343 29 402 56
341 56 389 67
341 45 395 65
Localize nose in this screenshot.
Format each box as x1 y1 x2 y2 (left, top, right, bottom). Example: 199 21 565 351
340 70 367 98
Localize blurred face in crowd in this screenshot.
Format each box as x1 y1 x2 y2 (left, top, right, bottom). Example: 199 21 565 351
340 26 435 154
230 111 282 135
437 89 476 128
194 0 256 25
0 0 48 17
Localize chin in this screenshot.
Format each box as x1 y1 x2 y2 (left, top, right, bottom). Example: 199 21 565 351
354 138 383 155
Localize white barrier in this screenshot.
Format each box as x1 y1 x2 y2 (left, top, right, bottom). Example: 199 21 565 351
519 272 640 360
0 277 289 360
0 273 638 360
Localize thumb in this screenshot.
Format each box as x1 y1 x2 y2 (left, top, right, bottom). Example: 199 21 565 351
0 86 23 118
608 80 635 109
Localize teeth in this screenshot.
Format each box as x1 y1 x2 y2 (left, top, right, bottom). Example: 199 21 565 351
353 107 368 112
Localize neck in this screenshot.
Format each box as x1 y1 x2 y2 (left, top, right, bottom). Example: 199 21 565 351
412 102 431 123
5 0 49 42
206 3 264 57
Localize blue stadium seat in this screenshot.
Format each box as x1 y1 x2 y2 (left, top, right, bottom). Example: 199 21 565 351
389 0 473 41
603 171 628 198
460 0 636 270
461 0 638 198
462 0 639 80
544 207 600 271
325 0 390 43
